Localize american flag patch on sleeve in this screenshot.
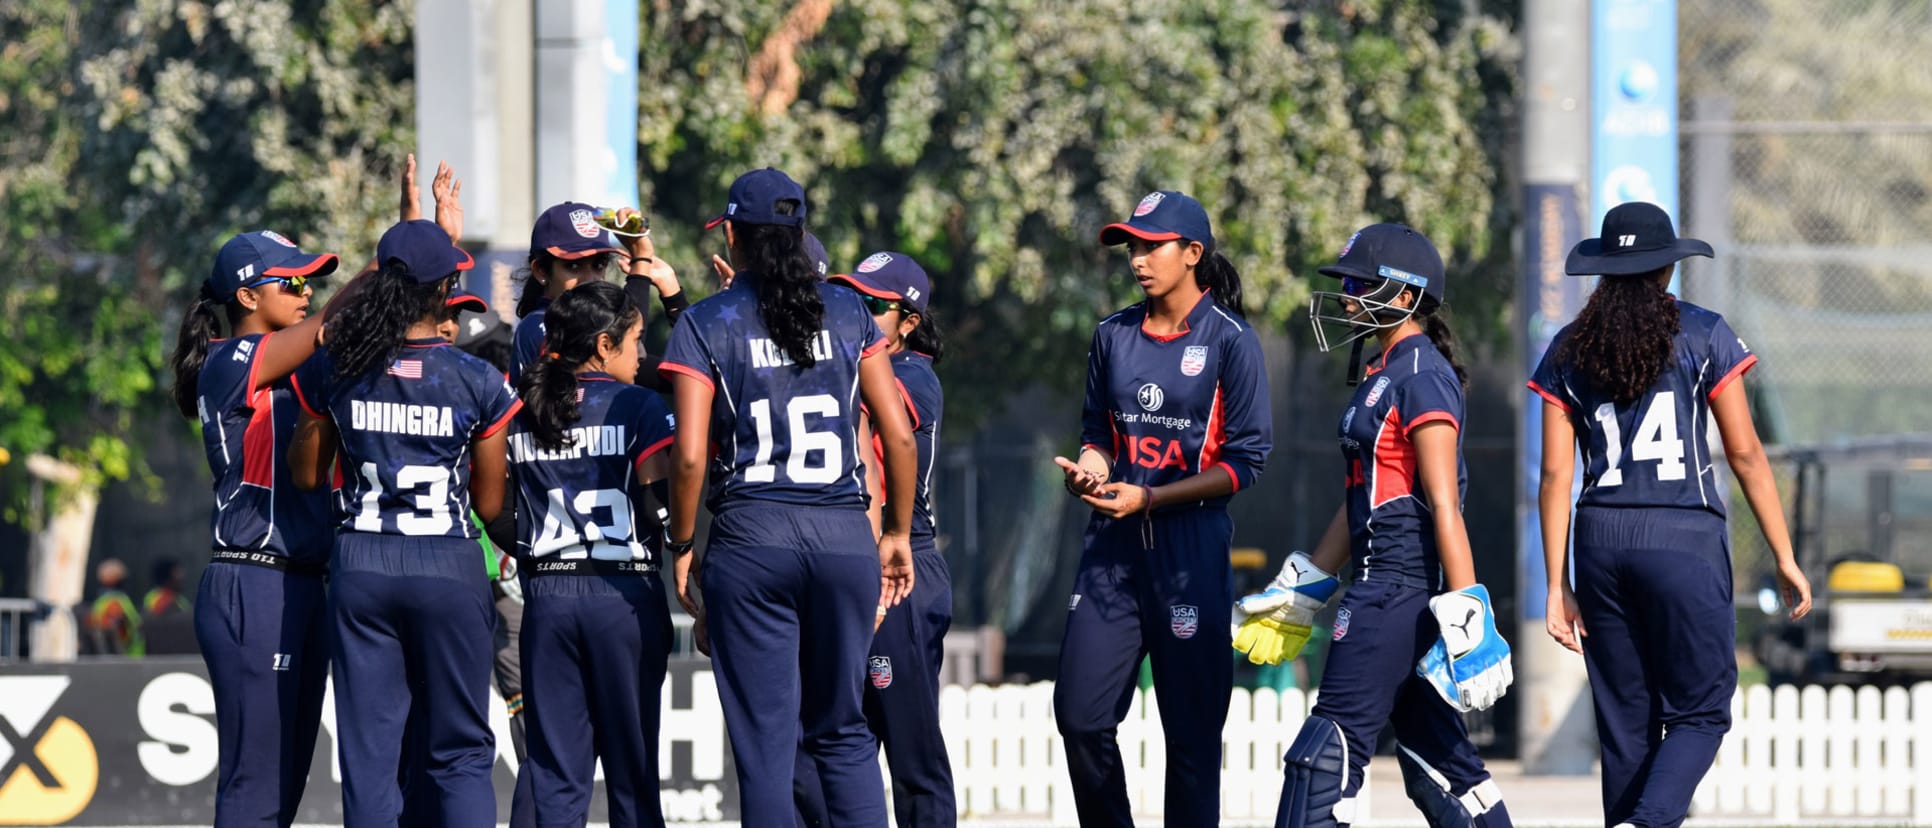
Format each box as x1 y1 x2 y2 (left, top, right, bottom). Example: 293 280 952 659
387 359 424 379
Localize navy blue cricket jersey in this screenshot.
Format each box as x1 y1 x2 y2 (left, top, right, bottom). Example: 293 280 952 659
658 275 886 512
1529 300 1757 518
195 334 335 565
862 351 945 538
1078 291 1271 507
294 338 521 538
508 374 676 563
510 300 549 386
1338 332 1466 585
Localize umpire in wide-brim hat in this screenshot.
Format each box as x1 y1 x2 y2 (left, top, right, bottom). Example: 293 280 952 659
1566 201 1714 276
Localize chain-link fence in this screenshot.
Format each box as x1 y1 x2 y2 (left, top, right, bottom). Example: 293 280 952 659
1679 0 1932 600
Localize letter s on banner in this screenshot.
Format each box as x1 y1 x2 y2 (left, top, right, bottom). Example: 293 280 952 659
137 672 219 786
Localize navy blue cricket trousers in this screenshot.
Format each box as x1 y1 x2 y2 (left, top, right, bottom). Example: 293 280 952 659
1054 508 1233 828
796 538 955 827
195 559 330 828
519 569 673 828
702 504 887 827
1303 578 1493 824
1573 507 1735 828
329 533 498 828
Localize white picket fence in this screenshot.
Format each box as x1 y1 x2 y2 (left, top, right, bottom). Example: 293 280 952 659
1696 682 1932 822
935 682 1327 823
929 681 1932 825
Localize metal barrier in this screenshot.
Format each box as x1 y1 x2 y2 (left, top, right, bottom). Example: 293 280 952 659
0 597 40 662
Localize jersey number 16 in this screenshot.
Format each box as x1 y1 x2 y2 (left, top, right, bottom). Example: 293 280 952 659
745 394 844 485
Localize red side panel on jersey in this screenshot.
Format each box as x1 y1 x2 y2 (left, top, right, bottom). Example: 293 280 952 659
1708 353 1759 401
240 389 276 489
895 378 921 429
1198 385 1233 490
479 398 524 439
861 335 891 359
1370 405 1415 507
634 436 675 469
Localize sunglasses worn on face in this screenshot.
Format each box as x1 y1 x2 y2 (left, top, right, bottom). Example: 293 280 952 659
244 275 310 295
1341 276 1376 297
860 295 903 316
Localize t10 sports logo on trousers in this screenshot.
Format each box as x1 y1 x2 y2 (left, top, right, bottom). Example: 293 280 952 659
0 676 98 825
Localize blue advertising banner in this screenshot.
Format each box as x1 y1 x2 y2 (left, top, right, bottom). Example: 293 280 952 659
1591 0 1679 226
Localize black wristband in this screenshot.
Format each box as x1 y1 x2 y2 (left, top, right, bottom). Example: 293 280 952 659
667 537 695 557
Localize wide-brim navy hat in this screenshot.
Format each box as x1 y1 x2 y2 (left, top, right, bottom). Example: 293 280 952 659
831 251 931 315
705 167 808 230
1098 190 1215 252
209 230 340 300
1317 223 1445 308
376 219 474 283
1567 201 1713 276
532 202 625 261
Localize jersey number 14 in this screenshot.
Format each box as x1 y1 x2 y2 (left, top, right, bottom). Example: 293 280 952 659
1592 391 1687 487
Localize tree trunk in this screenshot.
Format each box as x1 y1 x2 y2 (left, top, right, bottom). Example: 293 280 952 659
25 454 96 663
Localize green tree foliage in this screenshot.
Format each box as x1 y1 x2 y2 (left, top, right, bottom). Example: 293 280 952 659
636 0 1518 418
0 1 413 506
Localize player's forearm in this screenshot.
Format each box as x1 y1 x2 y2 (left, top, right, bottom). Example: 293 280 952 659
1731 449 1797 564
879 430 916 537
667 448 704 542
1310 505 1350 574
1538 474 1573 593
1148 465 1236 509
1434 511 1479 591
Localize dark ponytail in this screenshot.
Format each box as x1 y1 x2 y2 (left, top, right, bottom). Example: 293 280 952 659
171 283 236 418
1556 269 1679 405
327 264 448 383
737 221 823 367
1419 308 1469 391
1196 250 1245 318
903 308 946 365
517 281 640 451
514 255 554 319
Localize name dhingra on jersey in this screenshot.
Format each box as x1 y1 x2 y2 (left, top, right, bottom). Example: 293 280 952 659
508 426 629 463
350 400 456 436
749 330 835 369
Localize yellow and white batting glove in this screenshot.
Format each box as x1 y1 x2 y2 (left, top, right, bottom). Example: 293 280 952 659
1230 551 1339 665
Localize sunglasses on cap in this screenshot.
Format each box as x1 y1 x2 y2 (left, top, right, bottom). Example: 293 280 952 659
243 275 312 295
859 295 904 316
555 255 613 273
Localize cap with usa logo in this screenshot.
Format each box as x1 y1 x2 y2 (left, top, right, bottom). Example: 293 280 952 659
208 230 340 301
1566 201 1714 277
1098 190 1216 253
531 202 625 261
831 251 931 315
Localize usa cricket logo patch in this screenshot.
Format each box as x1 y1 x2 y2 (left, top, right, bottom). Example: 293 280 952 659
868 656 894 689
1333 607 1351 641
1170 604 1199 639
260 230 297 247
1133 192 1166 217
1363 376 1391 407
1180 345 1208 377
857 252 893 273
568 209 602 238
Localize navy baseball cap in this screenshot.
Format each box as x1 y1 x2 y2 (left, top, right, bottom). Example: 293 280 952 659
1318 223 1445 309
802 231 830 280
705 167 808 230
208 230 340 301
375 219 474 283
1567 201 1713 277
532 202 625 260
832 251 931 315
445 286 488 315
1099 190 1215 252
